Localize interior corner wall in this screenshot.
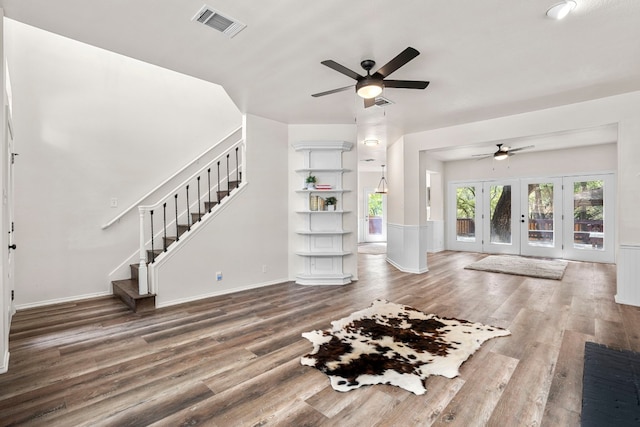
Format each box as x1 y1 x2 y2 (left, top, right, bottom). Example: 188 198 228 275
153 114 289 307
288 124 358 282
5 19 243 307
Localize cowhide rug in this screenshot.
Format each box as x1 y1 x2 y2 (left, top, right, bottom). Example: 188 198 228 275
301 299 510 395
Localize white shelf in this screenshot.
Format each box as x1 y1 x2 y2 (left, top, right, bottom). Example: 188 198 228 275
292 140 353 286
295 251 351 257
295 168 351 173
295 189 350 194
295 273 353 286
296 210 351 214
295 230 350 235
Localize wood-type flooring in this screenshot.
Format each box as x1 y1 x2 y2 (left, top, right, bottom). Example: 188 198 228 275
1 250 637 426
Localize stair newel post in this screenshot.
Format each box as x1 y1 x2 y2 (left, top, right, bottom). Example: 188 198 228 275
235 146 240 184
186 185 191 232
197 176 202 222
137 207 149 296
150 210 155 263
174 194 179 243
226 153 230 193
207 168 212 212
162 203 167 252
241 140 246 183
217 161 221 202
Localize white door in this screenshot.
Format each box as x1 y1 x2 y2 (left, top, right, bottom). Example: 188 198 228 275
448 182 483 252
4 108 15 314
364 189 386 242
482 180 520 255
562 174 615 263
520 178 563 258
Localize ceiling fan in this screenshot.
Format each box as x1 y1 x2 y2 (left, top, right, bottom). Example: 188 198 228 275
311 47 430 108
473 144 535 161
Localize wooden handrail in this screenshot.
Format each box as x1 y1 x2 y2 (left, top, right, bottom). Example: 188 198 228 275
101 126 242 229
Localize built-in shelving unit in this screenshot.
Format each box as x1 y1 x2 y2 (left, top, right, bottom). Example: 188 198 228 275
292 141 353 285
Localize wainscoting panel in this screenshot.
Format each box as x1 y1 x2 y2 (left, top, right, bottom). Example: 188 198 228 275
616 245 640 307
386 223 428 274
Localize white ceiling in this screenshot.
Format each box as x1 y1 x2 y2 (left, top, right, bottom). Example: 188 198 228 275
1 0 638 168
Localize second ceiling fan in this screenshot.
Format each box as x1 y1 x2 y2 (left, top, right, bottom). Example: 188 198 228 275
312 47 430 108
473 144 535 161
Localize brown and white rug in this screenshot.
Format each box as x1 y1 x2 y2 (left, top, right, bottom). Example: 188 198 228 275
464 255 568 280
301 299 510 395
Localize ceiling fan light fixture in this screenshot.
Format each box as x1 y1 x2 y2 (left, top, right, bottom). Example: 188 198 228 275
546 1 577 20
494 152 509 161
356 79 383 99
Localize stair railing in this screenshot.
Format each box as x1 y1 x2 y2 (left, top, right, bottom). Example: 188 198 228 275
137 139 245 295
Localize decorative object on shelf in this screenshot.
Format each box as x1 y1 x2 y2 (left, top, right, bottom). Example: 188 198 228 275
305 175 317 190
376 164 388 194
325 196 337 211
315 184 332 190
309 195 319 211
318 197 325 211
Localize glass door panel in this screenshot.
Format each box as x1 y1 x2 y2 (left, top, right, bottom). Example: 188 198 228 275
364 190 386 242
483 181 520 254
563 174 615 263
448 182 482 252
456 186 477 242
520 178 563 258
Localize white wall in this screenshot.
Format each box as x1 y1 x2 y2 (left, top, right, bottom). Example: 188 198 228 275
153 114 289 307
288 124 358 282
5 20 243 307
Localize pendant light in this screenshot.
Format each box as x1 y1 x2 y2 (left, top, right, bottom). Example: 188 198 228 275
376 165 388 194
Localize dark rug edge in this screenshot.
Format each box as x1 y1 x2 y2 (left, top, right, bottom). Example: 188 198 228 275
581 341 640 427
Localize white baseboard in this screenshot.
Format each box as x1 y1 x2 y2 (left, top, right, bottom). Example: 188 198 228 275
386 256 429 274
14 290 112 310
0 350 9 374
156 277 289 308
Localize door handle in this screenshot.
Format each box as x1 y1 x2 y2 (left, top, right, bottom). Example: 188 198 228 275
8 244 16 250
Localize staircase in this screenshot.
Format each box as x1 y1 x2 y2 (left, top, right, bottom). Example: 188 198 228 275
111 167 242 312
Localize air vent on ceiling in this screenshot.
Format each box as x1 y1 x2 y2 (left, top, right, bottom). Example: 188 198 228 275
374 96 394 107
192 5 246 38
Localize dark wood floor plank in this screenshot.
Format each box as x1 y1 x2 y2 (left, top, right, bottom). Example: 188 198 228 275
0 251 637 426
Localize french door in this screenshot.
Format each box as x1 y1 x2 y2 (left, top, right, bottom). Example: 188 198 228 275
483 180 520 255
562 175 615 263
364 189 386 242
449 174 614 262
449 180 520 255
520 178 563 258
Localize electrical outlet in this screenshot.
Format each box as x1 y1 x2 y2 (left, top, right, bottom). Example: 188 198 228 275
216 272 223 281
110 197 118 208
262 265 267 273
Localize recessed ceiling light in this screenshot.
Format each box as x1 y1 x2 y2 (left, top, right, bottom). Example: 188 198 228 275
546 1 577 20
363 139 379 146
